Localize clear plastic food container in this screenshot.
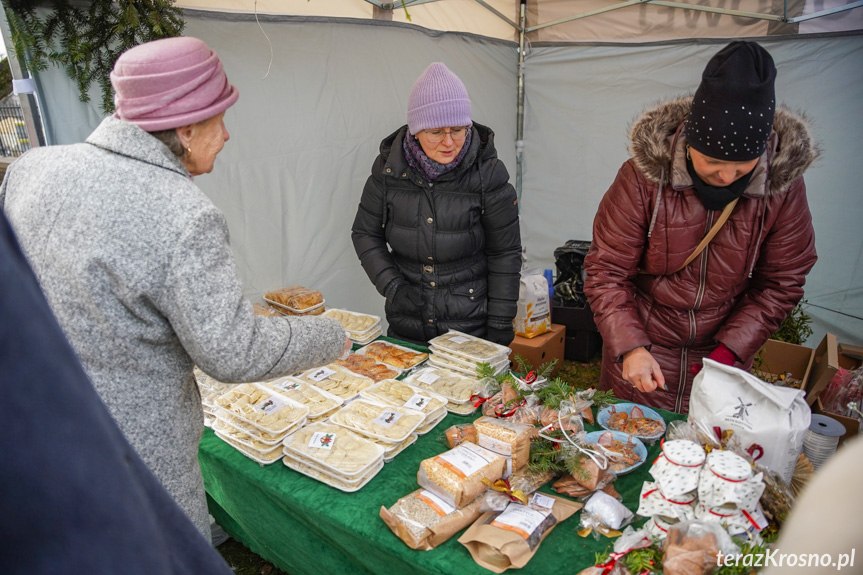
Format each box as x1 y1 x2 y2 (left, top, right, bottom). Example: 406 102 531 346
294 364 374 401
403 366 483 404
258 376 344 419
382 433 419 463
283 421 385 478
212 411 302 447
355 341 428 371
328 399 425 443
264 285 324 311
322 308 381 336
334 354 400 382
429 346 510 374
359 379 448 418
215 430 285 465
351 327 382 345
213 409 289 442
282 452 384 493
415 407 448 435
427 330 511 364
213 383 310 435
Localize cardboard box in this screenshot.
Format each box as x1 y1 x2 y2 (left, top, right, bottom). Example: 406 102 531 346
803 333 839 406
813 397 859 445
808 340 862 445
752 338 815 390
508 323 566 375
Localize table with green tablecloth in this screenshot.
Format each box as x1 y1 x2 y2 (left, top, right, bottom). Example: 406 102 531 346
200 340 685 574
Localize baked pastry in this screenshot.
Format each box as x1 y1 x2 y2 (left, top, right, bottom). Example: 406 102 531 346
265 285 323 310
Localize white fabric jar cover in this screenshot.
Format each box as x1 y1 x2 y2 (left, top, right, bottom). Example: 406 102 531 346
636 481 698 521
697 450 765 511
648 439 706 497
643 514 680 540
695 502 768 538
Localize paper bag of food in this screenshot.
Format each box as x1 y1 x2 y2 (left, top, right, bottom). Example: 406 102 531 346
689 359 810 484
380 489 484 550
513 268 551 339
458 493 582 573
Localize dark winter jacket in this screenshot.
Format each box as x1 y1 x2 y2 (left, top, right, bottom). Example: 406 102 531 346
584 96 818 413
352 123 522 344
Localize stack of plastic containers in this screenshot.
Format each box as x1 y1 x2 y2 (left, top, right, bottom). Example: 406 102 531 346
282 421 385 492
264 285 327 316
322 308 382 344
258 375 344 423
194 367 234 428
294 363 375 402
427 330 511 377
329 398 425 463
403 366 485 416
212 383 309 465
359 379 448 436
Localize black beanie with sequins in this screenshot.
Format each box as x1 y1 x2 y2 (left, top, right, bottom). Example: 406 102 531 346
686 41 776 161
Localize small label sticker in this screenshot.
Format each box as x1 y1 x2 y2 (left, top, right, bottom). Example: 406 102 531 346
434 443 494 479
416 370 440 385
491 502 550 540
254 395 287 415
404 393 432 411
416 490 456 517
449 335 472 344
372 409 403 428
479 435 513 456
530 493 555 511
308 431 336 450
306 366 336 382
275 380 302 392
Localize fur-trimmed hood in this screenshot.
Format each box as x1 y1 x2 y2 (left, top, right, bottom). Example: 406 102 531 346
629 95 820 196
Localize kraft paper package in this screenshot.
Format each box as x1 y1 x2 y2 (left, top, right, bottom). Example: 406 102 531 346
513 268 551 339
417 442 506 508
689 359 810 484
379 489 485 550
458 492 583 573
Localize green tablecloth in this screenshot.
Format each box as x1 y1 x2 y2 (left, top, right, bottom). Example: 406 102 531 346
201 341 685 574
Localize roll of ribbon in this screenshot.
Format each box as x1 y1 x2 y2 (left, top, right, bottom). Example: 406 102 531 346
802 414 844 470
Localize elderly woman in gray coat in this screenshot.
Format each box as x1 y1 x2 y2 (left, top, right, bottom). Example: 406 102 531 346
0 37 349 538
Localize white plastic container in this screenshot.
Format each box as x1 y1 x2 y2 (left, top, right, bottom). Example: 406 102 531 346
322 308 381 337
215 430 285 465
282 452 384 492
212 414 301 449
403 366 483 404
294 364 374 402
283 421 385 478
213 383 310 436
328 399 425 444
258 375 344 419
427 330 511 364
359 379 448 418
355 341 429 371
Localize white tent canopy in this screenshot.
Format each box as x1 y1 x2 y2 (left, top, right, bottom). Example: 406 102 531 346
22 0 863 347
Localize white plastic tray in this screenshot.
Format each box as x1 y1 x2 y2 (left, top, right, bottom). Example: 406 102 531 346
213 409 289 442
429 345 510 372
322 308 382 337
215 431 285 465
258 376 344 419
351 328 382 345
383 433 418 463
427 330 512 364
264 297 326 315
415 406 448 435
283 421 385 478
213 383 310 435
359 379 448 417
328 399 425 444
294 364 374 402
334 354 401 382
282 452 383 492
355 341 429 371
402 366 483 404
446 400 480 416
212 413 301 448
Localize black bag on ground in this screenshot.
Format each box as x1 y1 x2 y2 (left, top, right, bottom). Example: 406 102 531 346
552 240 591 309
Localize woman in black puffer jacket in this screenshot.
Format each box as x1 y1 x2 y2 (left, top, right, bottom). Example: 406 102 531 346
352 62 522 346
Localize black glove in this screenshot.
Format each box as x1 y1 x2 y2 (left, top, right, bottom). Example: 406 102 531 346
485 320 514 346
390 283 426 315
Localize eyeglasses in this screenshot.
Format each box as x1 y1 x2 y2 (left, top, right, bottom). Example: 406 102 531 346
423 126 470 144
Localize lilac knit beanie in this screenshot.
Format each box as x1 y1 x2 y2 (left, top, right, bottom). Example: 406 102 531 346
111 36 239 132
407 62 471 135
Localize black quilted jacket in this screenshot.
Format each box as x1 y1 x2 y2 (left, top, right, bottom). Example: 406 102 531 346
351 123 522 343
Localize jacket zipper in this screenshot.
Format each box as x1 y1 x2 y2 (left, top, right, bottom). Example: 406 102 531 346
675 347 688 413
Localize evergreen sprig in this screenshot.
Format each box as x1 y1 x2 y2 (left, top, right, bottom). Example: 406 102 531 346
5 0 185 113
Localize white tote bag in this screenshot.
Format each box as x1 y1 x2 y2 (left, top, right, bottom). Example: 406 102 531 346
689 359 811 484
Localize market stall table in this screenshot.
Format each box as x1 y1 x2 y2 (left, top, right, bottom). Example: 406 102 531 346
200 341 685 574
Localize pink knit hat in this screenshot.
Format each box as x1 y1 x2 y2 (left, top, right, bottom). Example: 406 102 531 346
407 62 471 135
111 36 239 132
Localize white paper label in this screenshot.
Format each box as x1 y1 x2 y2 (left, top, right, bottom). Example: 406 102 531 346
403 393 433 411
275 380 302 392
308 431 336 450
449 335 472 344
478 434 513 456
254 395 287 415
491 502 550 539
306 366 336 382
415 489 456 516
530 493 555 511
372 409 403 428
434 443 494 478
416 370 440 385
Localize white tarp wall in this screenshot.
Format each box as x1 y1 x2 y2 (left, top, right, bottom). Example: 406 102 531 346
30 8 863 346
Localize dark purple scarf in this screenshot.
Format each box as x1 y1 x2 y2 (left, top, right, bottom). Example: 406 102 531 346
402 126 473 182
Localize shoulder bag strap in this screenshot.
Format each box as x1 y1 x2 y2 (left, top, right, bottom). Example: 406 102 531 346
672 197 740 274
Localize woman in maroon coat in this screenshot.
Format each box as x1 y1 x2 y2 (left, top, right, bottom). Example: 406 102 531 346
584 41 818 413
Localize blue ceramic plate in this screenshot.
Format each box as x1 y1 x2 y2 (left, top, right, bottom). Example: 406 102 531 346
597 402 666 441
584 430 647 475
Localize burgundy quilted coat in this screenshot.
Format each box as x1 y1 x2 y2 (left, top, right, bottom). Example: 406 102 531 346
584 96 818 413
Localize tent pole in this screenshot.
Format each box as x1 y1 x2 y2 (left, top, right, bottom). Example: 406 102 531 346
515 0 526 204
0 1 45 148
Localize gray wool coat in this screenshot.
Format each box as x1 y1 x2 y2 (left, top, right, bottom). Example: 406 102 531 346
0 117 346 536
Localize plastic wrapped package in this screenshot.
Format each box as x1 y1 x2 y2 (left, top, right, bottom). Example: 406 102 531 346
415 407 448 435
283 421 384 478
359 379 448 418
404 367 485 404
282 451 384 493
258 376 344 419
215 429 285 465
428 330 511 364
213 383 309 435
418 442 506 508
458 493 582 573
264 285 324 311
211 416 301 451
321 308 381 337
193 367 235 409
443 423 478 449
328 399 425 443
381 433 418 463
253 302 285 317
295 364 374 401
355 341 428 370
662 520 739 575
474 416 534 476
334 354 400 382
214 409 290 442
380 489 486 550
427 348 510 377
583 490 634 532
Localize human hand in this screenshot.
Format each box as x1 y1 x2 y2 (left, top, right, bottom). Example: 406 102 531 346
341 334 353 357
689 342 736 376
622 346 666 392
389 283 425 315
